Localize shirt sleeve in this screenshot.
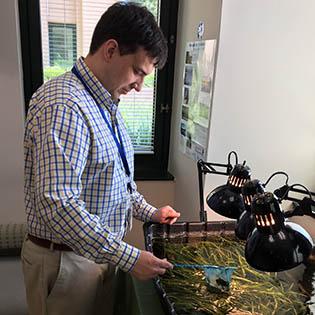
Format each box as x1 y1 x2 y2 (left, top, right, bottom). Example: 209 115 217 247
33 103 139 272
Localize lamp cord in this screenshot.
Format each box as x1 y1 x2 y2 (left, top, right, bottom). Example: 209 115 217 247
263 171 289 188
280 183 314 202
281 183 315 219
227 151 238 165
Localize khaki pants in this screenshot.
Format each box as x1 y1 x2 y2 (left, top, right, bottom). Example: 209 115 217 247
21 236 115 315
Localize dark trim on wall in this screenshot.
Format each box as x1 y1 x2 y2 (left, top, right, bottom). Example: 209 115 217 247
18 0 43 115
134 0 179 179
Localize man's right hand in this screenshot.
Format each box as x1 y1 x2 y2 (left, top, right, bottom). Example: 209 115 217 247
129 250 173 281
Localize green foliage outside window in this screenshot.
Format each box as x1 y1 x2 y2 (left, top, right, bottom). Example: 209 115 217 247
44 66 67 82
127 0 158 17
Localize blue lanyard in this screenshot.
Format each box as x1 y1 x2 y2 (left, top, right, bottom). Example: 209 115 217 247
71 67 132 191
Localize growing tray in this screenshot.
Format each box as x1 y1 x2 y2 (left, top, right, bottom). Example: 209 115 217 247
143 220 237 315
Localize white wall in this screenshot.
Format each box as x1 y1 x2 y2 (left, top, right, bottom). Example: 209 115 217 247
207 0 315 190
0 0 25 224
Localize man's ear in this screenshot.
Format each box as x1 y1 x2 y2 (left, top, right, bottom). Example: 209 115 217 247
103 39 119 62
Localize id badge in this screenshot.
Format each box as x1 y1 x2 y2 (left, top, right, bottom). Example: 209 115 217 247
126 184 134 231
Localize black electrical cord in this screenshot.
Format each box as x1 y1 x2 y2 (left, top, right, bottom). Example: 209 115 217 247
280 183 313 202
263 171 289 188
227 151 238 165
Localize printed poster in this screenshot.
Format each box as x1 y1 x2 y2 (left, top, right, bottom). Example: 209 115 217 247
179 39 217 161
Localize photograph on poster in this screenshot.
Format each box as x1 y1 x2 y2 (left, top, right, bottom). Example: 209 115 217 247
182 106 189 121
194 123 208 147
197 103 210 127
180 122 187 136
201 77 212 93
183 87 189 105
185 51 193 64
184 65 193 86
194 142 205 156
186 132 192 149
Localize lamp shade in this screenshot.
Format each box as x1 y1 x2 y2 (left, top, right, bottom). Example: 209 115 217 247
245 192 313 272
235 179 265 240
206 163 251 219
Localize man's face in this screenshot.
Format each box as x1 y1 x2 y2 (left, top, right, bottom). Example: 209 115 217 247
105 47 156 101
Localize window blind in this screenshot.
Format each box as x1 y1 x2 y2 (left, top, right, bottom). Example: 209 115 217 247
39 0 159 153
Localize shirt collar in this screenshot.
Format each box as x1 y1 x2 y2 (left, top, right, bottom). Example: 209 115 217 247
74 57 118 117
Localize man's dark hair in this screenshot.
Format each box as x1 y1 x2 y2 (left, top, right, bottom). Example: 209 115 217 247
89 1 168 69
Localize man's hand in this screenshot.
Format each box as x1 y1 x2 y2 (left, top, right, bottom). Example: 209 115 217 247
130 251 173 281
151 205 180 224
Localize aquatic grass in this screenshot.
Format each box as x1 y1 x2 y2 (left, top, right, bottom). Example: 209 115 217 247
157 235 309 315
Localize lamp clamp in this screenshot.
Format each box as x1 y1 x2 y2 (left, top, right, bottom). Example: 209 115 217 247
274 184 315 219
197 151 239 222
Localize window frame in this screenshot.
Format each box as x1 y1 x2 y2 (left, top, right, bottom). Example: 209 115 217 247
18 0 178 180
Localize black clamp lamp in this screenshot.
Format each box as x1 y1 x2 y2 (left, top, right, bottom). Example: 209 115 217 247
235 171 289 240
197 151 251 222
198 151 314 272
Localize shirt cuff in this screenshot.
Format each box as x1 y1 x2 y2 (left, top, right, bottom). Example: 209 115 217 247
141 204 157 222
110 241 140 272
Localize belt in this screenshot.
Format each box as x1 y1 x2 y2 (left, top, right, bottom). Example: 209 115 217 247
28 234 73 251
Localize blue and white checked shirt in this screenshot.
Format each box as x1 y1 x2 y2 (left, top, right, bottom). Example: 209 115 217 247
24 57 157 272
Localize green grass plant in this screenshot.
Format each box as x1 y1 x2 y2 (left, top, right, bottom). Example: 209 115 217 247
157 236 309 315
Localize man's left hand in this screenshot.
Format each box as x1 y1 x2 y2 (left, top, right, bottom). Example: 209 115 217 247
151 205 180 224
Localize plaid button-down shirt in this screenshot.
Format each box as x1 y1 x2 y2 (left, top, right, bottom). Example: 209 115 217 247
24 57 157 272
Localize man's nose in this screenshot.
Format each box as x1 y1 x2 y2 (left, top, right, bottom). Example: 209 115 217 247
132 77 144 92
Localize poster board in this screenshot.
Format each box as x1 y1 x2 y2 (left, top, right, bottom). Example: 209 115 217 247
179 40 217 161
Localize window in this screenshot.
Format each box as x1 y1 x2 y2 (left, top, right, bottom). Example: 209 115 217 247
18 0 178 179
48 23 77 67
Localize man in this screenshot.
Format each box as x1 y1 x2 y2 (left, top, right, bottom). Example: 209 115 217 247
21 2 180 315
